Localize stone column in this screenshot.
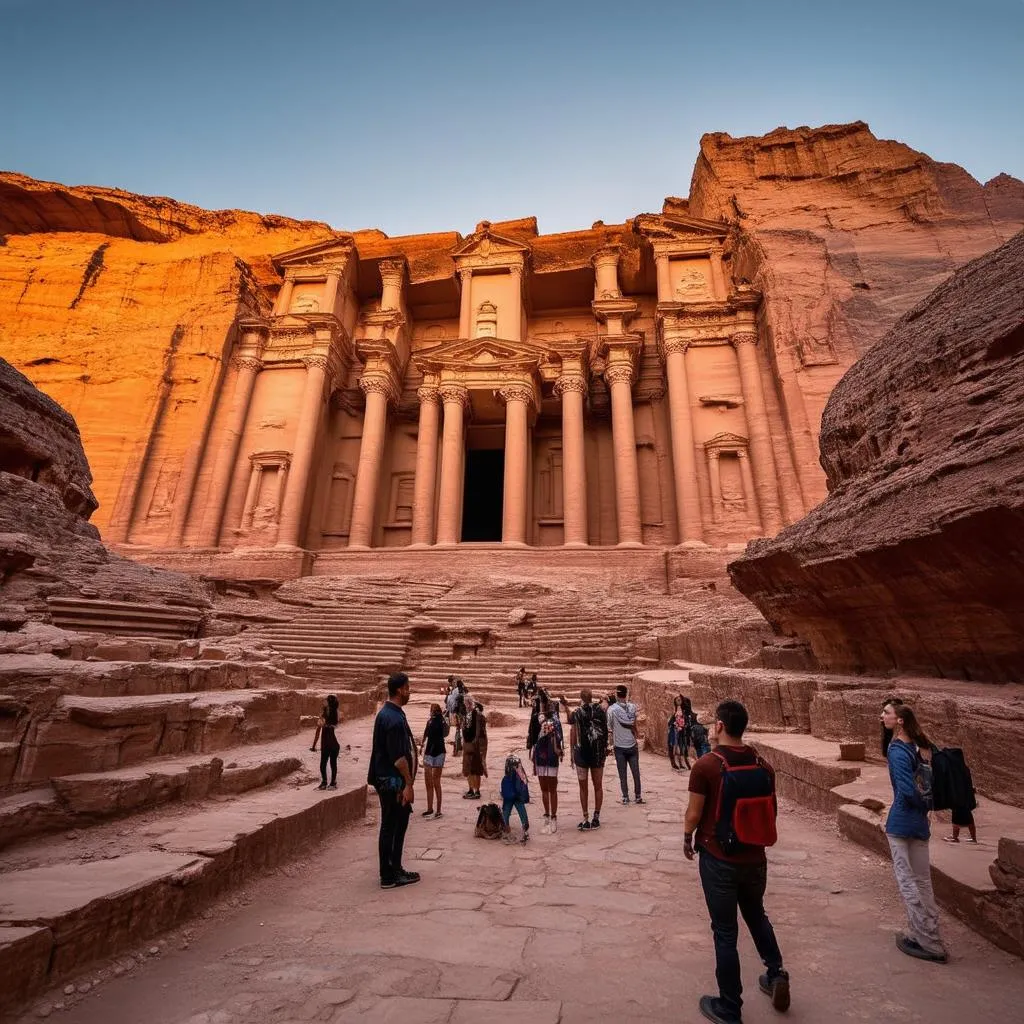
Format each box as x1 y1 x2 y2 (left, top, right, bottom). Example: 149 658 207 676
275 277 295 316
195 355 262 547
410 385 441 546
347 375 394 549
707 450 723 523
379 258 405 312
499 384 532 545
605 364 643 546
241 464 261 529
435 384 469 545
655 255 673 303
555 374 588 546
275 355 329 549
663 338 705 543
458 270 473 338
733 332 783 534
321 269 341 317
738 450 760 528
592 247 621 298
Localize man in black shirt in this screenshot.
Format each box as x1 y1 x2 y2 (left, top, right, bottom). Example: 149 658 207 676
367 672 419 888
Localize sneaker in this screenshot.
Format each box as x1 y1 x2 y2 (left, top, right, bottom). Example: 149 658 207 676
578 819 592 831
316 783 327 791
462 791 476 799
896 933 948 963
590 815 601 829
698 995 741 1023
550 817 557 834
328 783 337 789
759 970 790 1011
433 811 443 819
521 831 529 844
422 809 434 816
634 795 645 804
542 815 551 835
943 836 959 843
395 870 421 886
380 877 398 889
622 795 630 804
471 791 481 800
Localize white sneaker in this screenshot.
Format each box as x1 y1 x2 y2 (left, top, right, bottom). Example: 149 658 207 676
542 816 551 835
550 817 557 834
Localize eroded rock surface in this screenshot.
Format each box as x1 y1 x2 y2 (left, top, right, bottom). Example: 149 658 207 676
729 231 1024 681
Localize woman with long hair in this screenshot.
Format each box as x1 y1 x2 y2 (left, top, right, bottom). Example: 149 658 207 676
880 701 947 963
668 694 694 770
316 694 341 791
530 693 563 834
420 702 448 818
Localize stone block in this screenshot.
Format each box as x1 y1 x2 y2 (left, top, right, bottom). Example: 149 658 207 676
839 742 865 761
0 926 54 1013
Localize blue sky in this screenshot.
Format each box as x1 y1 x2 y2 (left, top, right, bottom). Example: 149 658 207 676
1 0 1022 236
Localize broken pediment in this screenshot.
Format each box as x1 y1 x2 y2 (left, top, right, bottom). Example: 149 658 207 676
632 212 730 243
451 221 532 262
272 236 356 272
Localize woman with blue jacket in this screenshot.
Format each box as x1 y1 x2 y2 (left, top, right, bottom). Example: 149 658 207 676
881 700 947 963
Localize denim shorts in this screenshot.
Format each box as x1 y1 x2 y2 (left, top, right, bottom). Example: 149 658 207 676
423 753 446 769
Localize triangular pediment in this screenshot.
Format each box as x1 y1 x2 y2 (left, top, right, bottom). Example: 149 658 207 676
416 335 552 371
272 235 356 271
705 431 749 450
451 224 532 260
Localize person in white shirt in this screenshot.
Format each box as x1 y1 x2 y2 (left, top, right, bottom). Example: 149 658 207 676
607 684 644 804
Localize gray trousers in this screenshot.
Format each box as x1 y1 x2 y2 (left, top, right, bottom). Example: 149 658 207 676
887 835 943 954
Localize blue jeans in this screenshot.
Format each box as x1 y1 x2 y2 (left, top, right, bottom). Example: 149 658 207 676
698 850 783 1018
614 745 641 798
502 798 529 830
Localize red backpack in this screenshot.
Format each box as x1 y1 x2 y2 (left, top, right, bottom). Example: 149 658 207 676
712 749 778 853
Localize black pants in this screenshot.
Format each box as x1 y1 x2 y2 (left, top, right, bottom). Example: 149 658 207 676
376 787 412 883
614 745 641 798
699 850 783 1018
320 741 339 785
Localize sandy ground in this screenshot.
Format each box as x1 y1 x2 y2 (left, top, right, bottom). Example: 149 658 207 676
17 694 1023 1024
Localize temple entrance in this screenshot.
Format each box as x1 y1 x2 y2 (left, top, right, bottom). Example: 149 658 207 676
461 448 504 541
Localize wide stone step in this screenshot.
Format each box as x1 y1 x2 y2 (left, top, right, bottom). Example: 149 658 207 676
46 597 203 639
0 782 367 1012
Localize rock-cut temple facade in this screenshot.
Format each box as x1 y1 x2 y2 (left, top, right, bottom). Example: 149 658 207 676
109 210 811 573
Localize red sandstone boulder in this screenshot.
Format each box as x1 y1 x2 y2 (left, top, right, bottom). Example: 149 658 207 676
728 231 1024 682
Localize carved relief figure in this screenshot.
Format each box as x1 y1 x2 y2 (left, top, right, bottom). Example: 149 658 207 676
676 268 710 299
475 300 498 338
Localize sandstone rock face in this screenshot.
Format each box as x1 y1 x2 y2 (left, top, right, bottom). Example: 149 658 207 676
691 121 1024 506
729 231 1024 682
0 358 209 615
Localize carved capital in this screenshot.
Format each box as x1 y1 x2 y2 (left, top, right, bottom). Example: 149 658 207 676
554 375 587 398
303 354 330 372
498 384 534 407
439 383 470 409
662 336 692 357
458 267 473 282
732 331 758 348
378 257 406 282
232 355 263 374
416 384 441 405
604 364 635 388
359 373 398 406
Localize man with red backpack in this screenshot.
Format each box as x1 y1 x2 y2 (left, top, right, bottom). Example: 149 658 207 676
683 700 789 1024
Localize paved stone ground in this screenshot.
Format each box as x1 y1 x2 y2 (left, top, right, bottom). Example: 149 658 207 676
18 696 1022 1024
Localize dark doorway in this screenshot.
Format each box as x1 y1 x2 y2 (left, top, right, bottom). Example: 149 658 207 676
461 449 504 542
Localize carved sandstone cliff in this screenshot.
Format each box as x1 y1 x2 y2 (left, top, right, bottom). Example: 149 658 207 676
690 121 1024 506
728 230 1024 682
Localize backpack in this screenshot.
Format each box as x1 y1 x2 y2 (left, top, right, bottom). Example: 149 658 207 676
712 750 778 854
462 709 477 743
930 746 976 812
474 802 506 840
912 750 934 812
577 704 606 762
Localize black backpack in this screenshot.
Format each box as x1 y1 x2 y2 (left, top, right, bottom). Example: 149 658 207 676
577 704 606 761
462 709 477 743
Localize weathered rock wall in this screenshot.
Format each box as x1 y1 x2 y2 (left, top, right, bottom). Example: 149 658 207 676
690 121 1024 506
728 231 1024 682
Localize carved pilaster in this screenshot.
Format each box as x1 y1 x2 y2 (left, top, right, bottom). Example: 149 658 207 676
232 355 264 374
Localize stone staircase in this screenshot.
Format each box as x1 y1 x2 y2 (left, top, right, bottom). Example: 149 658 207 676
256 579 451 680
46 596 203 638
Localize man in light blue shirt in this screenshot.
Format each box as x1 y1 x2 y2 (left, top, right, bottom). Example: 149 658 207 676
607 684 644 804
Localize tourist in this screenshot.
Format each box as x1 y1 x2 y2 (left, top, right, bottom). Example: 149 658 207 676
530 693 563 833
500 754 531 843
314 694 341 791
608 684 644 804
367 672 420 889
690 717 711 758
420 702 448 818
879 695 905 756
461 700 487 799
516 666 527 708
669 694 693 770
527 672 538 697
881 701 948 963
450 680 467 754
683 699 789 1024
568 689 608 831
